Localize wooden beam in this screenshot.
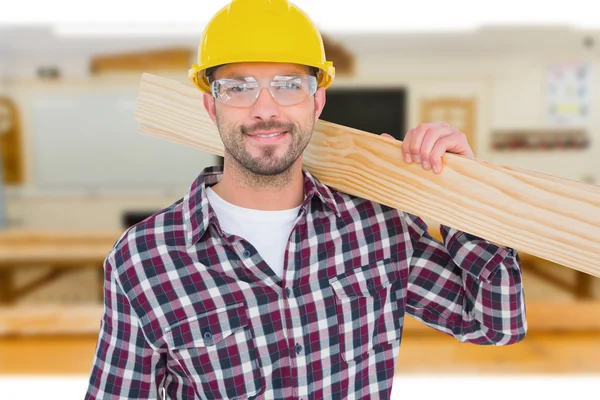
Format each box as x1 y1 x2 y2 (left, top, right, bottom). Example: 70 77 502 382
9 269 70 302
0 270 13 304
427 226 539 264
322 35 355 76
1 301 598 336
0 96 25 184
90 48 193 74
0 230 119 266
575 271 596 299
0 306 102 335
134 73 600 278
525 263 579 296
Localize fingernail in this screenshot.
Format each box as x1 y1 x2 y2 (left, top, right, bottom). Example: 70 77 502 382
434 165 441 173
414 155 421 163
404 154 412 163
422 161 430 169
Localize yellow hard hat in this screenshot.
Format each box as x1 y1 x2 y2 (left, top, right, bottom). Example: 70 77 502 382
188 0 335 92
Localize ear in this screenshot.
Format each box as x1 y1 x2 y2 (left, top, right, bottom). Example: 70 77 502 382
203 92 218 125
313 87 326 120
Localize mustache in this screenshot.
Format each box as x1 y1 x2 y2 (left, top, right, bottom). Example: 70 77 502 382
240 121 295 135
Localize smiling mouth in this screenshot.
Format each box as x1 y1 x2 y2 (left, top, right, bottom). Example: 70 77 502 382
254 132 284 138
247 131 289 140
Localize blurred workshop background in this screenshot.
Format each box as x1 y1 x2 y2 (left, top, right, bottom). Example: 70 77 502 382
0 0 599 399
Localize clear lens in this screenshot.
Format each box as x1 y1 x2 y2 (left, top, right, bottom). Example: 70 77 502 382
271 75 316 106
211 75 317 107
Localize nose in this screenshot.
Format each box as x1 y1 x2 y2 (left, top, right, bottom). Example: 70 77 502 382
250 87 280 121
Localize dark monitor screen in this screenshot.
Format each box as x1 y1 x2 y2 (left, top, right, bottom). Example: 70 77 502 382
319 88 407 141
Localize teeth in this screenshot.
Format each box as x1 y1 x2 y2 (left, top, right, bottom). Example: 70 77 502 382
256 132 282 138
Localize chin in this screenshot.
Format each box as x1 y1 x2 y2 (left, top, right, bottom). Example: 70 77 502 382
249 159 297 176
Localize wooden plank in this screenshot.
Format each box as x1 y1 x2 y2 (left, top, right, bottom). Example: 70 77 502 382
134 73 600 278
427 226 538 265
0 336 101 374
1 301 598 336
0 270 13 304
396 332 600 374
9 269 70 302
0 96 25 184
0 230 120 266
575 271 596 299
90 48 193 74
0 306 103 335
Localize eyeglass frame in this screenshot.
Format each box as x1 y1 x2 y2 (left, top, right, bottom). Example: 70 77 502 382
209 74 319 107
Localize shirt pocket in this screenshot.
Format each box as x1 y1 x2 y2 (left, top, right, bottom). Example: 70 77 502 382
329 258 403 363
164 301 264 400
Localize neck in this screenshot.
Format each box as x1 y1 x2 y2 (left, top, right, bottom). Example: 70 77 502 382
211 156 305 211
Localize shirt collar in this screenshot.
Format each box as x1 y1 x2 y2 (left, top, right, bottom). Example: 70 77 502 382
183 165 341 248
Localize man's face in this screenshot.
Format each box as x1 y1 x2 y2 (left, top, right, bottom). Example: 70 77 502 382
203 62 326 176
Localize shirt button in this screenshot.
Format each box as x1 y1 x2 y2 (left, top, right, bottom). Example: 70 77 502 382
285 288 292 297
203 330 212 340
243 250 251 258
295 343 303 354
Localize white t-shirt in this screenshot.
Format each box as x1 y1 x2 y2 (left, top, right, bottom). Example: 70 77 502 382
206 187 301 280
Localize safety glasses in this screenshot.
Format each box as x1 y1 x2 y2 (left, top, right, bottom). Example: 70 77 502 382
210 75 318 107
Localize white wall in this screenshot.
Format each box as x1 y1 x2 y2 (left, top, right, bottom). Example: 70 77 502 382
488 58 599 183
3 71 219 229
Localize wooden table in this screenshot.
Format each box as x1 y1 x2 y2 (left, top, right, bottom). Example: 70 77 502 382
0 230 121 304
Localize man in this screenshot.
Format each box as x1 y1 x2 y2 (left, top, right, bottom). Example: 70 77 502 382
85 0 526 399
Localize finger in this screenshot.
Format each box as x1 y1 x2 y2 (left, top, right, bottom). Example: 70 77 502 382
381 133 393 139
410 124 430 163
429 135 456 173
402 129 414 163
420 127 454 170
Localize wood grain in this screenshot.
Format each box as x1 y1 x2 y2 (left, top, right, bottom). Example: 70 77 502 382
134 73 600 278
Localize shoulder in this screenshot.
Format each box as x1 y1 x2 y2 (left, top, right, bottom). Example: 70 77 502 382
108 197 186 271
330 187 407 227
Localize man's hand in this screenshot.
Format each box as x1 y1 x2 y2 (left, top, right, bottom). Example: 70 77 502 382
382 122 474 174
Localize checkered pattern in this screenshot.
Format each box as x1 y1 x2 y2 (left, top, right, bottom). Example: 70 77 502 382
85 166 526 400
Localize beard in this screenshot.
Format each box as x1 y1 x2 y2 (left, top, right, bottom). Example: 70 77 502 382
215 110 314 177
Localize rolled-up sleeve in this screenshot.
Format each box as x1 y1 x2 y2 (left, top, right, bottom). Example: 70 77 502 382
405 212 527 345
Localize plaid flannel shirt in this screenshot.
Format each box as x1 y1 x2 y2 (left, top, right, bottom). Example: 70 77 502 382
85 166 526 400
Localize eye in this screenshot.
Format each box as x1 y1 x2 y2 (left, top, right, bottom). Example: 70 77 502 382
273 77 303 90
229 84 249 92
283 81 302 90
224 81 258 95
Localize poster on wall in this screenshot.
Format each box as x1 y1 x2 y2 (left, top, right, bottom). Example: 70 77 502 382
547 63 591 126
